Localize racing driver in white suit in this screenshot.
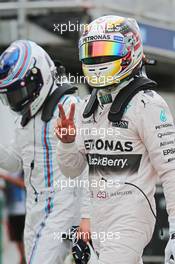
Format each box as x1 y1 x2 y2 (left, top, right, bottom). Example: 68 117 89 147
0 40 88 263
55 16 175 264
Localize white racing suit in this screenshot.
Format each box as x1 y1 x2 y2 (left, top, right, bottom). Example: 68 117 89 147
0 94 88 264
58 90 175 264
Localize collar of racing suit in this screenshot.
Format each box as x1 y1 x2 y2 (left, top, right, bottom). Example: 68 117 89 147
97 78 134 107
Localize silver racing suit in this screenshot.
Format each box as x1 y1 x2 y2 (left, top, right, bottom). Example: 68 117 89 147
0 94 88 264
58 89 175 264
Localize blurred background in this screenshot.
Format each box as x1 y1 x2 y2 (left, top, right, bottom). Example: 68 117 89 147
0 0 175 263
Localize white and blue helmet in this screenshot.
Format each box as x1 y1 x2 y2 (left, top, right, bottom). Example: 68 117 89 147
0 40 56 116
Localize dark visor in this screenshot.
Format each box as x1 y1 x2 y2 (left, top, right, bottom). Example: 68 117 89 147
4 67 43 112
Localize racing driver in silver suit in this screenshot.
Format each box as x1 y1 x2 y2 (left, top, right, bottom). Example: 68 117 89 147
55 15 175 264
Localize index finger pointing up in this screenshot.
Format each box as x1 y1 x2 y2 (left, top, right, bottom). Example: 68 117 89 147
69 103 75 121
58 104 66 120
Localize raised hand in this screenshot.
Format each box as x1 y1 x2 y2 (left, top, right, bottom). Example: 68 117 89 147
54 103 76 143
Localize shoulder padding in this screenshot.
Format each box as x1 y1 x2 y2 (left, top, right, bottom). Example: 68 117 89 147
83 77 157 123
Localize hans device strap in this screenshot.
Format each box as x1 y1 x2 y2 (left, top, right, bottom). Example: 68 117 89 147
21 83 77 126
108 77 157 122
83 77 157 123
83 88 99 119
41 83 77 122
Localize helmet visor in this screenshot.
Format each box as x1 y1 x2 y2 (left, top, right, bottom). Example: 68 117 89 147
79 41 127 60
0 67 43 112
0 47 19 80
0 88 29 112
82 56 120 65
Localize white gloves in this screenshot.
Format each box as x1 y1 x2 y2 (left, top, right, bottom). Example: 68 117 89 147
165 237 175 264
88 242 99 264
165 220 175 264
